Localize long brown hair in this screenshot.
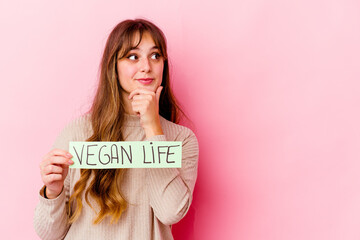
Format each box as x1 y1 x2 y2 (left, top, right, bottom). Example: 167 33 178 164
68 19 183 224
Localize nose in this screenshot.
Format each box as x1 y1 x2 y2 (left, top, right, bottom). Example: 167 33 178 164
140 57 151 72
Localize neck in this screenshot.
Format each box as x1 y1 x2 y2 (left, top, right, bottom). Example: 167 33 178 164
121 91 137 115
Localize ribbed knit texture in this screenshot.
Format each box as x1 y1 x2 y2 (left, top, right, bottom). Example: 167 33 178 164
33 114 199 240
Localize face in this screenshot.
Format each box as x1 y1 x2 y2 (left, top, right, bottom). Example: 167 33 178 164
117 32 164 96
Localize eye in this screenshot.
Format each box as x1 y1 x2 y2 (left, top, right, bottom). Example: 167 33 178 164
127 54 138 60
151 53 161 60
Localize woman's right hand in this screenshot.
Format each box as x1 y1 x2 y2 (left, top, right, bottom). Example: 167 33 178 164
39 149 74 199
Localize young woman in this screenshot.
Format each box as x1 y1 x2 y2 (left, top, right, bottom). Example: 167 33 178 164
34 19 199 240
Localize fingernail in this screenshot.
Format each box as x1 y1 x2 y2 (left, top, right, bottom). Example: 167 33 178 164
68 160 74 165
66 153 72 158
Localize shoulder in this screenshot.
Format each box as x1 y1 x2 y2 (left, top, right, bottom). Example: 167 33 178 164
52 114 92 151
160 117 198 149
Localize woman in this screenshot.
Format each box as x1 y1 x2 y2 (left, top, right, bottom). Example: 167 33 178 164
34 19 199 240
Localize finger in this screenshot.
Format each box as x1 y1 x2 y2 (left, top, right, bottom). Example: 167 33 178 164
43 149 72 160
41 156 74 169
155 86 163 104
42 164 64 175
43 174 63 184
132 94 152 101
132 99 152 113
128 88 155 100
131 103 144 116
131 98 150 106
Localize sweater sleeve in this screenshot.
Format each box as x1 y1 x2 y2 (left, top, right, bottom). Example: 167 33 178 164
145 129 199 225
33 121 76 240
33 176 71 240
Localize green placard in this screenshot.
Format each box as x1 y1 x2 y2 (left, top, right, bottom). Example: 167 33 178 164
69 141 182 169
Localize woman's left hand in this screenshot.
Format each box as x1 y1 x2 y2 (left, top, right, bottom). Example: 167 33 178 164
128 86 163 138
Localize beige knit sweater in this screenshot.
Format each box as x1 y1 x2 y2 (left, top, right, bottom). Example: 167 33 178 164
33 114 199 240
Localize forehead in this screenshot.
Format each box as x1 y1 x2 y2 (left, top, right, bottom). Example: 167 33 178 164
118 30 161 58
130 31 156 48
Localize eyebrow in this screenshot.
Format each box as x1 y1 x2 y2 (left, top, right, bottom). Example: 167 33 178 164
130 46 159 51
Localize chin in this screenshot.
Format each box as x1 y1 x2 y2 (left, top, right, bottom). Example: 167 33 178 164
138 84 159 92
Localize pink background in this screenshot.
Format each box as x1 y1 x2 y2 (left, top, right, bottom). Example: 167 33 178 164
1 0 360 239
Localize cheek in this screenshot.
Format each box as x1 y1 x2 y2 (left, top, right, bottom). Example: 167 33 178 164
120 65 137 79
155 64 164 79
117 64 137 86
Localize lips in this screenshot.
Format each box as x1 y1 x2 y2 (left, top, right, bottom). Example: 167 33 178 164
136 78 154 85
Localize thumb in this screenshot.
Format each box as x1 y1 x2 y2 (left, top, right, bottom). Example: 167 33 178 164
155 86 163 104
